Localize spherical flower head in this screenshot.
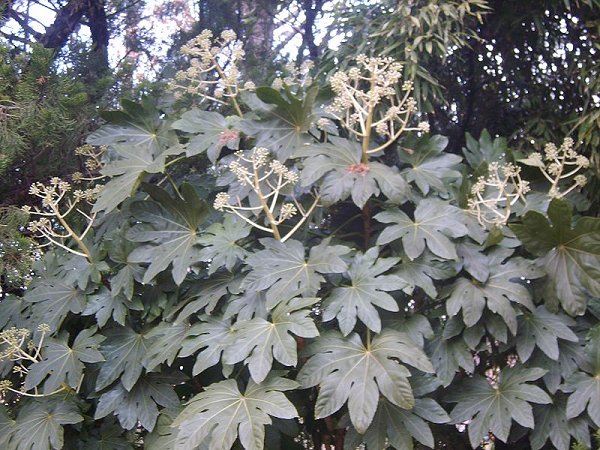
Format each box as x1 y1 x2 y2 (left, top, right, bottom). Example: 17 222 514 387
243 81 256 91
574 174 588 187
271 78 283 90
213 192 231 211
417 121 430 133
575 155 590 168
316 118 330 130
544 142 559 160
280 203 298 220
37 323 51 333
220 29 237 41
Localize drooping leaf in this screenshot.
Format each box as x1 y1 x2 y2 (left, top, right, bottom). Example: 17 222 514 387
510 198 600 315
127 183 209 284
179 315 232 376
530 397 591 450
345 397 449 450
243 238 349 308
516 306 578 361
239 85 317 161
446 248 544 334
25 327 105 393
12 398 83 450
375 199 469 260
398 134 462 195
25 278 87 333
297 329 433 433
96 326 150 391
95 374 181 431
197 216 250 274
172 376 298 450
322 247 407 335
428 333 474 387
393 250 456 297
447 366 551 448
143 321 191 371
297 138 409 207
223 296 319 382
172 109 240 161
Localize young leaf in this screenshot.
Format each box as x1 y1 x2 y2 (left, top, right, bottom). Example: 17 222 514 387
446 248 544 334
375 199 469 260
197 216 250 274
223 296 319 383
510 198 600 315
447 366 551 448
171 109 240 161
345 398 449 450
297 138 408 207
95 374 181 432
127 184 209 284
96 326 150 391
322 247 407 335
297 329 433 433
25 327 105 393
243 238 349 308
516 306 578 362
172 376 298 450
12 398 83 450
398 134 462 195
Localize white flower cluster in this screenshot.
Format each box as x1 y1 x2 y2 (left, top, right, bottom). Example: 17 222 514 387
271 61 315 90
519 137 590 199
327 55 428 155
170 29 253 111
468 162 530 226
213 147 319 242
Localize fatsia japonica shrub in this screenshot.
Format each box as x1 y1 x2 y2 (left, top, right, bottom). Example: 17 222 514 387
1 30 600 450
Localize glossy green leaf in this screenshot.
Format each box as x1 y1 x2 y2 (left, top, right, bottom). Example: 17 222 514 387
393 250 455 297
223 296 319 382
376 199 469 260
96 326 150 391
83 287 142 328
173 376 298 450
143 321 191 371
25 327 104 393
197 216 250 274
127 183 209 284
95 374 181 431
428 333 474 387
447 366 550 448
462 129 508 169
12 398 82 450
446 249 544 334
180 315 232 376
297 329 433 433
322 247 407 335
530 399 590 450
243 238 349 308
0 404 15 448
510 199 600 315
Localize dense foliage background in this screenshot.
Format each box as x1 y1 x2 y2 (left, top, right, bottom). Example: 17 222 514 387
1 1 600 449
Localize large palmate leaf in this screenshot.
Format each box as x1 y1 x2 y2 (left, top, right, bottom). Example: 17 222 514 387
243 238 349 308
238 86 317 161
462 129 508 169
143 321 191 371
107 231 145 300
92 144 174 214
564 372 600 426
83 287 143 327
398 134 462 195
25 327 105 393
96 326 150 391
95 374 181 431
172 376 298 450
25 278 87 333
510 198 600 315
428 333 474 387
197 216 250 274
393 250 456 297
530 398 591 450
447 366 551 448
127 183 209 284
180 315 232 376
80 420 135 450
297 329 433 433
12 398 83 450
446 248 544 334
297 138 409 207
322 247 407 335
345 397 449 450
516 306 578 361
375 199 469 260
172 109 240 161
223 296 319 383
0 404 15 448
